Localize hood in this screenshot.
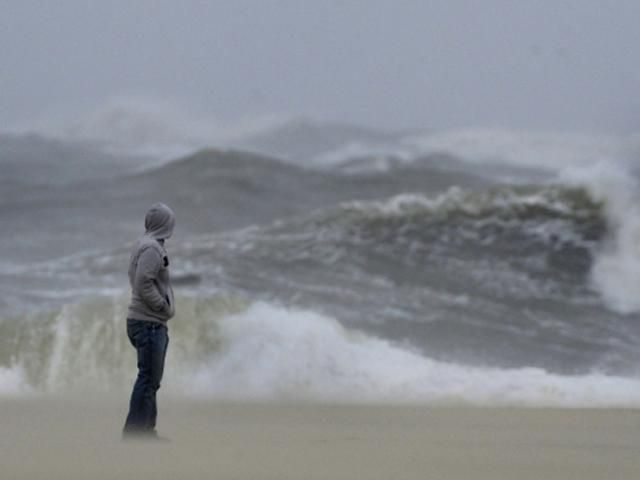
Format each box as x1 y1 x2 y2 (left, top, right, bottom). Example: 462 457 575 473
144 203 175 240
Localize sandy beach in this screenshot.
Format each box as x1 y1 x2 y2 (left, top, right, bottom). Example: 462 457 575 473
1 396 639 479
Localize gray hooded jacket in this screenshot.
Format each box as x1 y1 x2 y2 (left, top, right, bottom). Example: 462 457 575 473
127 203 176 325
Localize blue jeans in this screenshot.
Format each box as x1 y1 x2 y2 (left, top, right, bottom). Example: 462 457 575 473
123 319 169 435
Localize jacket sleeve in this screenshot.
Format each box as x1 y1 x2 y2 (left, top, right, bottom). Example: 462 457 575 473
134 247 168 313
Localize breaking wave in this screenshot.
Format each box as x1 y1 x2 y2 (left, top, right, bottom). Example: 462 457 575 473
2 296 640 407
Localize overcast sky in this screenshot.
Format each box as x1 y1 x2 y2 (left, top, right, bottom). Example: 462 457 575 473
2 0 640 132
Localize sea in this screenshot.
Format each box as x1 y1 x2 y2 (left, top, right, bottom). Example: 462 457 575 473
3 112 640 407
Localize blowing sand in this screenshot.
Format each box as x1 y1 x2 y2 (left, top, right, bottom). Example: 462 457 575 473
1 396 639 479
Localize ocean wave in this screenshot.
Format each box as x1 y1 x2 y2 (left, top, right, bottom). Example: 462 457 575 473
259 184 605 258
303 129 640 194
2 296 640 407
335 184 601 224
250 169 640 315
9 95 289 160
402 129 640 171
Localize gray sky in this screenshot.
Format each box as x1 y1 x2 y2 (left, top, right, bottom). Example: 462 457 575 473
2 0 640 132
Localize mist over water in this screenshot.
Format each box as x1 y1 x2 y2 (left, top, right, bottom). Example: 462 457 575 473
2 102 640 407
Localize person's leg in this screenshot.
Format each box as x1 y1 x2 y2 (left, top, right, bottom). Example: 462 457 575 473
123 320 149 433
123 321 168 436
147 325 168 431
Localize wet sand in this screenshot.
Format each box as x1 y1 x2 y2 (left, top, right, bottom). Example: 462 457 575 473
1 396 640 479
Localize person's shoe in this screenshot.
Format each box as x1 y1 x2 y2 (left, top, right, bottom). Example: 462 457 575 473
122 429 170 442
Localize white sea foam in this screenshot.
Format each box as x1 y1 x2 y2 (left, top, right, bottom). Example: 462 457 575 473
179 302 640 407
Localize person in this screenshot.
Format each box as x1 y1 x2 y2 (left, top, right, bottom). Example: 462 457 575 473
123 203 176 439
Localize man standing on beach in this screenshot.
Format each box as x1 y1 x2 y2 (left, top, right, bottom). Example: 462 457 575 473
123 203 176 439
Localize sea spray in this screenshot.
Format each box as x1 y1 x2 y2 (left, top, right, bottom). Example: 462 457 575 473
560 165 640 314
0 293 249 393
